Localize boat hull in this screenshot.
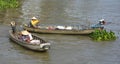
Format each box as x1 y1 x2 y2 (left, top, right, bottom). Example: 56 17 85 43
23 26 96 35
9 30 50 52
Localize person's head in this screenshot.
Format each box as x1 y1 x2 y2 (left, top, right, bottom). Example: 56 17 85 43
99 19 105 25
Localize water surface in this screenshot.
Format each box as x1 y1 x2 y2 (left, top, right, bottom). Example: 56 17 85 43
0 0 120 64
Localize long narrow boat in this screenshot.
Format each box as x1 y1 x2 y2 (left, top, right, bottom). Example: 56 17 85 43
23 25 101 35
9 30 50 52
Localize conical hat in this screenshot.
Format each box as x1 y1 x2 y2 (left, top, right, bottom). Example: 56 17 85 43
31 17 37 19
21 30 30 35
10 21 16 25
99 19 104 21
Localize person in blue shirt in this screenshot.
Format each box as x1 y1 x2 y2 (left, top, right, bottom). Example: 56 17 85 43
91 19 105 29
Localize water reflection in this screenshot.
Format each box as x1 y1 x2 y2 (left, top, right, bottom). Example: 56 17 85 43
0 9 22 25
21 0 42 23
40 0 68 24
9 40 50 64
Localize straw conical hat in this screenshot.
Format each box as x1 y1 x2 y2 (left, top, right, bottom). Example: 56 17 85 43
21 30 30 35
10 21 16 25
31 17 37 19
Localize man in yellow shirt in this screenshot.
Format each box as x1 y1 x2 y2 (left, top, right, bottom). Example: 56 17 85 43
29 17 40 28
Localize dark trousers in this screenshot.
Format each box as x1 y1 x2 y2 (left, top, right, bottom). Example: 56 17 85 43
29 22 34 27
12 26 16 33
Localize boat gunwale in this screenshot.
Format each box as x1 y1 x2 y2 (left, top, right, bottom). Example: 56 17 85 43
9 30 50 51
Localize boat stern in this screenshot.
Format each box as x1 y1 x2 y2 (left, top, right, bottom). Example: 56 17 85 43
40 43 51 50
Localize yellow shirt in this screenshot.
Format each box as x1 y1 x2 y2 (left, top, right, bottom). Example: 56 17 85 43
31 20 39 27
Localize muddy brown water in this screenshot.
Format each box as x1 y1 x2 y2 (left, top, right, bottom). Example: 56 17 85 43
0 0 120 64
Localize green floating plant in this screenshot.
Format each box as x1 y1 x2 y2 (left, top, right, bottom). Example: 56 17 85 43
89 30 116 41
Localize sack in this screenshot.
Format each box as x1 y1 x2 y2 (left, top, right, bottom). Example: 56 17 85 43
30 40 40 45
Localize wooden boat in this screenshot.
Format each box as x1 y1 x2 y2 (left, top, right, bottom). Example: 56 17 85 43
9 30 51 52
23 25 101 35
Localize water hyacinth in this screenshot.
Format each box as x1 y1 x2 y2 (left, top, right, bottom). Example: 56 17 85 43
0 0 19 9
89 30 116 41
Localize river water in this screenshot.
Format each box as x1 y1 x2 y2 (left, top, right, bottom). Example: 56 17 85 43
0 0 120 64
